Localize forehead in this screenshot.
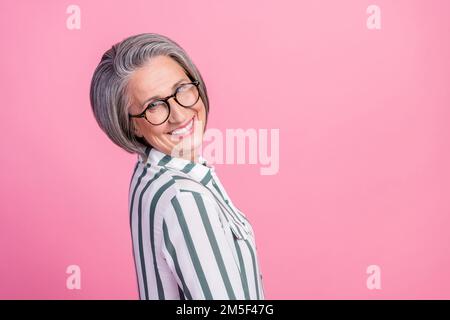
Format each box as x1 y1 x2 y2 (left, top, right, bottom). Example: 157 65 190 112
129 55 188 105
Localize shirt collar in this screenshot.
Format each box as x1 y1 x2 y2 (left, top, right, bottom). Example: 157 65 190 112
138 146 214 186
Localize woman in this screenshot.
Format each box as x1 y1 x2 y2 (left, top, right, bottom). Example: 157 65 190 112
89 33 265 300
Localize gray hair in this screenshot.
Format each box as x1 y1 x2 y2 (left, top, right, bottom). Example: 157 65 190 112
89 33 210 161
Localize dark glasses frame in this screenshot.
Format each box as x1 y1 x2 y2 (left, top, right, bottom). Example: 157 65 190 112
128 80 200 125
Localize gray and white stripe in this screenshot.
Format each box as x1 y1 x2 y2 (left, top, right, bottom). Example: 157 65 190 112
128 147 265 300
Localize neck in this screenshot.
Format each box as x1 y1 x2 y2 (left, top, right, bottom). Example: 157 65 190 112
178 148 199 163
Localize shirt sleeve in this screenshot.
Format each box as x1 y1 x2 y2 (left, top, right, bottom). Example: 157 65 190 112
160 190 247 300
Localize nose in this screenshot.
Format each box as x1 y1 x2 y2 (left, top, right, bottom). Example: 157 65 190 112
167 97 188 123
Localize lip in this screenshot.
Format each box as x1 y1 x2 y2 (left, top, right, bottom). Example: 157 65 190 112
167 116 195 135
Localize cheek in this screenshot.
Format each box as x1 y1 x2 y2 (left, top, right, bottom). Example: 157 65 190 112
195 102 206 117
142 123 167 139
195 107 207 132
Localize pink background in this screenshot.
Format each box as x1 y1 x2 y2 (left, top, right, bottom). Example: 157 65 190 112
1 0 449 299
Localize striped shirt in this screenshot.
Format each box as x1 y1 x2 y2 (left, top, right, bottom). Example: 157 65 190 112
128 146 265 300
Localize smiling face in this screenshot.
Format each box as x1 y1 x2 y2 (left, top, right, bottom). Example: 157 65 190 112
128 55 206 162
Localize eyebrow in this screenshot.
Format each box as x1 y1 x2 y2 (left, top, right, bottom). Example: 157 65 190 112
140 78 189 109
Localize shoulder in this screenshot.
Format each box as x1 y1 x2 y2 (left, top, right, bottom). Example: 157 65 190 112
132 165 215 213
162 173 216 212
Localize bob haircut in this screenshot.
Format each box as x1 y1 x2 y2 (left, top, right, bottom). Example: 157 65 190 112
89 33 210 162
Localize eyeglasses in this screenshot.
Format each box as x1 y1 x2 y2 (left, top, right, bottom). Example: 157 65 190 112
128 80 200 125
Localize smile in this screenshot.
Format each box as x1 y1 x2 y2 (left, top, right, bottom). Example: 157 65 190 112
168 116 195 137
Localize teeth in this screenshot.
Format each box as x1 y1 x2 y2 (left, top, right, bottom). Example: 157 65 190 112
171 118 193 135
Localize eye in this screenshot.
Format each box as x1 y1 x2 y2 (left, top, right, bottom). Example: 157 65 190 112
146 100 165 112
177 83 191 92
